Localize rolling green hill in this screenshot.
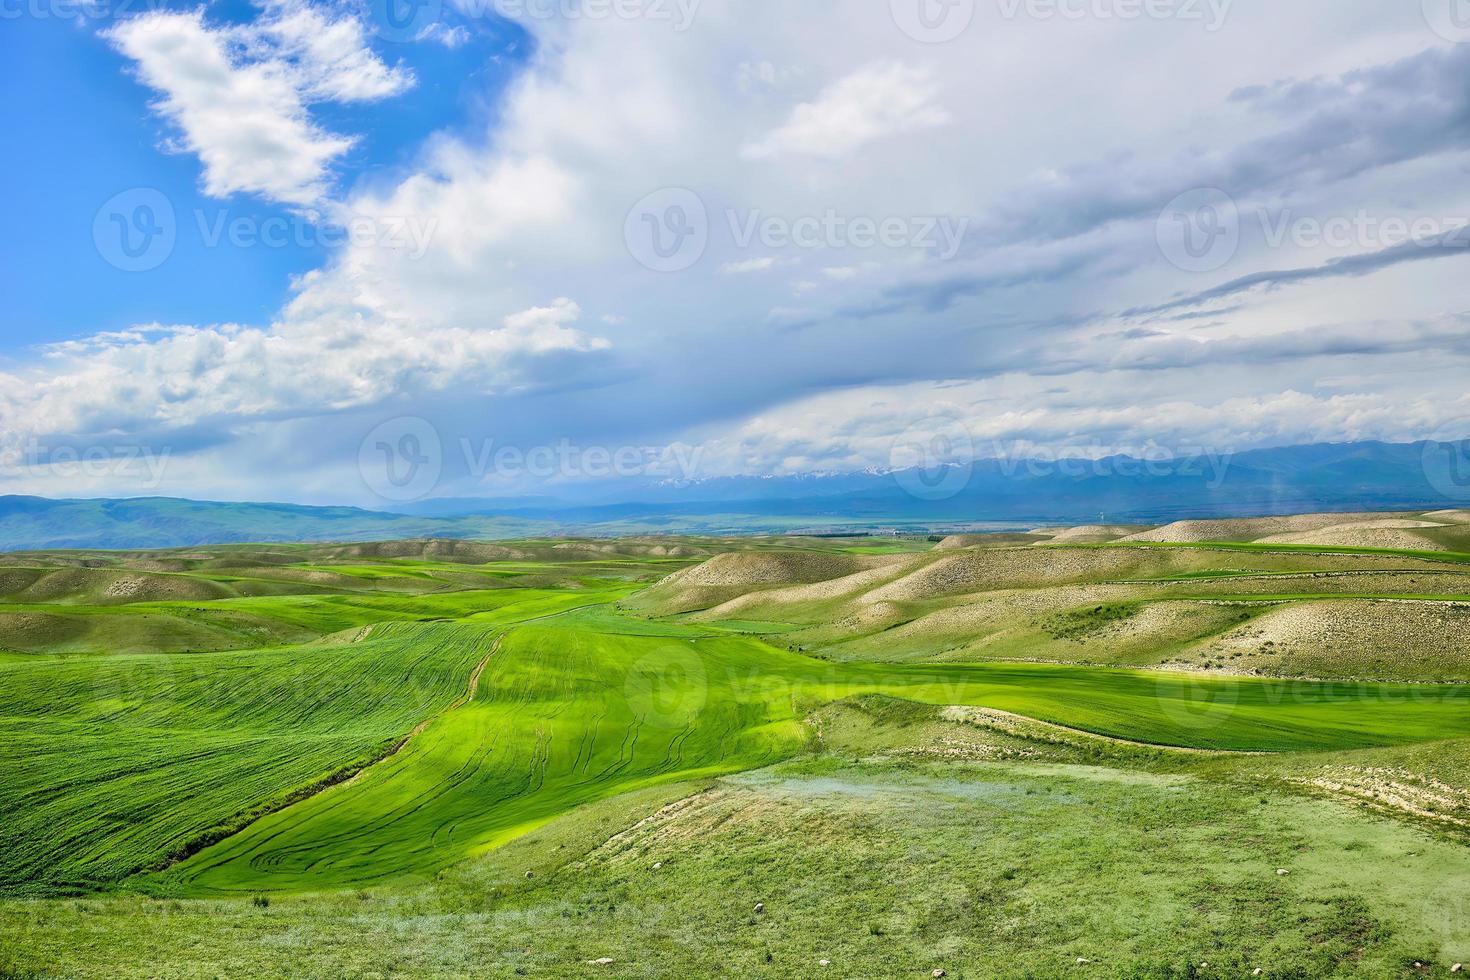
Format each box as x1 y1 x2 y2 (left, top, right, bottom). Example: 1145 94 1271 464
6 526 1470 976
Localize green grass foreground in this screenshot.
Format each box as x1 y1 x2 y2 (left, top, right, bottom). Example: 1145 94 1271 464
8 753 1470 977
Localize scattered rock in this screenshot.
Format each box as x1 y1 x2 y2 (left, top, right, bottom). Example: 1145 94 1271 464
754 902 765 914
819 959 831 967
1452 965 1463 973
652 862 662 870
585 958 614 966
1076 957 1091 965
525 871 535 879
933 970 947 978
1253 970 1263 976
1276 868 1289 876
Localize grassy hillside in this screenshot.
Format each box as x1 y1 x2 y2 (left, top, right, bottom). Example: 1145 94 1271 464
631 514 1470 682
0 623 495 894
6 522 1470 976
160 617 1470 896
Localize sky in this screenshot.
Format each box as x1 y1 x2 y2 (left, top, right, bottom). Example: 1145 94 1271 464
2 0 1470 508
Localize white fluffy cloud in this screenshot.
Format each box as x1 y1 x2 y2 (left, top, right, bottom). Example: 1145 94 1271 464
741 61 950 160
107 1 413 205
0 300 606 452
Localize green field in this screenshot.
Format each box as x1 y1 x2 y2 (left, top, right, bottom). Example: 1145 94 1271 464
5 528 1470 976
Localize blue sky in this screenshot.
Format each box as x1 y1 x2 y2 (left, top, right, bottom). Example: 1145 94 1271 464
2 0 1470 508
1 1 527 344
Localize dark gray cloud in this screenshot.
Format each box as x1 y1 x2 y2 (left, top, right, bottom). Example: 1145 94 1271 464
984 44 1470 247
1121 228 1470 318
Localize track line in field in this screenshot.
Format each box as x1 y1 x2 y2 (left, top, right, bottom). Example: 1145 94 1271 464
340 633 502 790
165 631 504 880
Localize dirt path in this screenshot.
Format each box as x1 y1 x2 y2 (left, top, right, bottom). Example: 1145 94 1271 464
941 705 1264 755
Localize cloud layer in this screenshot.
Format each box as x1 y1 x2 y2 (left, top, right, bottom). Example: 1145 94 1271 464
6 0 1470 505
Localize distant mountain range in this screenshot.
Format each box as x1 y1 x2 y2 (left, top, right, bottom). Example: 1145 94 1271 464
3 440 1467 550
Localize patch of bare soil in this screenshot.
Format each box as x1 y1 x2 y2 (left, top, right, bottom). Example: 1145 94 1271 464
1285 766 1470 830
